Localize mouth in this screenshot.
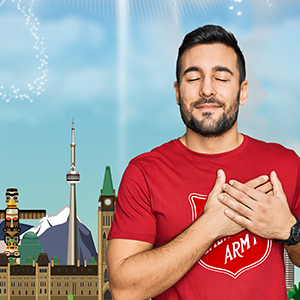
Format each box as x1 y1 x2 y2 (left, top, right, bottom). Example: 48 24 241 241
195 104 221 112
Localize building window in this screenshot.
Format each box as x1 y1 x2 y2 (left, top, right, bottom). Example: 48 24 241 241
32 290 34 295
12 290 14 295
19 290 21 295
104 268 109 282
81 290 83 295
89 290 91 295
66 290 68 295
58 290 60 295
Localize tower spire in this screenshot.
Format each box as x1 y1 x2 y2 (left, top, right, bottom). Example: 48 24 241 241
66 118 80 265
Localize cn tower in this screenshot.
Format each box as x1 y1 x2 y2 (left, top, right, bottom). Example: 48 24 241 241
66 118 80 265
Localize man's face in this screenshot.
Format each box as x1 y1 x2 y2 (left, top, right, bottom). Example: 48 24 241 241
174 43 248 137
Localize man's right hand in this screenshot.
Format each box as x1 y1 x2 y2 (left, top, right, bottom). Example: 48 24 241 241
203 169 244 239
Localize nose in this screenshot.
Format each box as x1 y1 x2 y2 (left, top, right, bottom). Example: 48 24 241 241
200 77 215 98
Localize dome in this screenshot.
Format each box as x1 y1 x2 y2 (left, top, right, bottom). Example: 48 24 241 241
23 232 39 239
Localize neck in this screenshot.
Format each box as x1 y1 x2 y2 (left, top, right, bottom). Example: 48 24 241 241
180 124 243 154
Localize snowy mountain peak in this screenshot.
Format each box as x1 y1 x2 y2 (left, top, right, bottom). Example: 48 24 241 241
20 205 82 238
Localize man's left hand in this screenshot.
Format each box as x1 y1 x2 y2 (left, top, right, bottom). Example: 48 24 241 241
217 171 296 240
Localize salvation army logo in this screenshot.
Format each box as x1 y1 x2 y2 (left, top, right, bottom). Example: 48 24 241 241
189 193 272 279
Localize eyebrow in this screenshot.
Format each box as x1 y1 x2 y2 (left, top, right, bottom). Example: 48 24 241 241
213 65 234 76
182 65 234 78
182 66 201 77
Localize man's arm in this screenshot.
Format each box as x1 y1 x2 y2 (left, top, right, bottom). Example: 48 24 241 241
107 171 269 300
218 171 300 267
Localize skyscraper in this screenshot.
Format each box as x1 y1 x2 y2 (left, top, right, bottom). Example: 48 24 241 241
66 118 80 265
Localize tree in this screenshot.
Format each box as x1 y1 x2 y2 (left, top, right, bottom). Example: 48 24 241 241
67 294 73 300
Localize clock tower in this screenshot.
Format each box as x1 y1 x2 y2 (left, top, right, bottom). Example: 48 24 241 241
98 166 115 300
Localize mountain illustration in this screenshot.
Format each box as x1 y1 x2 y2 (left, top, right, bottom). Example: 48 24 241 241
19 205 98 265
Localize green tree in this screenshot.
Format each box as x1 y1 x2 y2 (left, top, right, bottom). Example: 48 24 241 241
290 282 300 300
89 257 97 265
8 257 14 265
67 294 73 300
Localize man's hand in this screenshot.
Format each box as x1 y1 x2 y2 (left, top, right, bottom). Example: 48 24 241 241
203 170 244 239
204 170 273 239
217 171 296 240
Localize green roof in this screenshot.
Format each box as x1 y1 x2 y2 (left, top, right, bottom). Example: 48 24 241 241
102 166 114 196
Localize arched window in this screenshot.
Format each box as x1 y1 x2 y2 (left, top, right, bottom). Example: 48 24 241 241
104 290 112 299
104 268 109 282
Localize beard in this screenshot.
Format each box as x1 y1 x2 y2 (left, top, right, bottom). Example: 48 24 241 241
178 91 240 138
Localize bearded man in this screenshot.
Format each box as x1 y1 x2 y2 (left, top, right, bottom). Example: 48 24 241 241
107 25 300 300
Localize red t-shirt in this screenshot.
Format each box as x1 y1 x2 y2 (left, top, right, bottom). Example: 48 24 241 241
109 135 300 299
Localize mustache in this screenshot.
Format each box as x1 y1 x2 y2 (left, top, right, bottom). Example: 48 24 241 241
192 97 225 109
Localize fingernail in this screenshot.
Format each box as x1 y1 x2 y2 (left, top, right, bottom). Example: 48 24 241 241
225 209 232 217
263 176 268 181
217 170 222 177
218 194 224 200
229 180 234 185
222 184 227 190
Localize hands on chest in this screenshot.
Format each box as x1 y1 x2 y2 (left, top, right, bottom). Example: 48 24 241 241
216 170 296 240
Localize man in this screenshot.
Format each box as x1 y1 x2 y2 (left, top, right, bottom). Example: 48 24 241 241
107 25 300 299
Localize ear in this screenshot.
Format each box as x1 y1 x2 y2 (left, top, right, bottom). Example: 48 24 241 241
239 80 248 106
174 81 180 105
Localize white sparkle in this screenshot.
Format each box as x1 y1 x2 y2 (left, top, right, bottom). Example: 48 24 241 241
237 11 242 15
2 0 49 103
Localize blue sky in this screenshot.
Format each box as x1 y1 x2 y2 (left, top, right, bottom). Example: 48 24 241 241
0 0 300 279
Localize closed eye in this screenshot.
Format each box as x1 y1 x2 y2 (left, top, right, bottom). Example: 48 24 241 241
216 78 227 82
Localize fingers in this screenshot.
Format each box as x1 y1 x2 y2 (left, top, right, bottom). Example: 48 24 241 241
223 208 251 228
256 181 273 194
245 175 268 189
212 169 226 193
270 171 284 197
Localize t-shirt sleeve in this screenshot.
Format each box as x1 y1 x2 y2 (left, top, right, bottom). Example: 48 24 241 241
108 161 156 244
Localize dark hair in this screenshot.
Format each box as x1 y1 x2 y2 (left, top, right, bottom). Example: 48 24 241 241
176 25 246 85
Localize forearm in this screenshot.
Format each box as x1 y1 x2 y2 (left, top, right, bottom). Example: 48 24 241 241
284 243 300 268
108 213 217 300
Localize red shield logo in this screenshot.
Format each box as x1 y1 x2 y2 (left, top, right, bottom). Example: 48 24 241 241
189 193 272 278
